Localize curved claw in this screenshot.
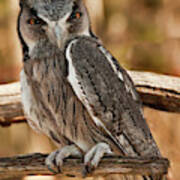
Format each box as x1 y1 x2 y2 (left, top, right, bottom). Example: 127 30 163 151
82 163 95 178
82 142 112 177
46 150 61 174
45 145 82 174
47 164 60 174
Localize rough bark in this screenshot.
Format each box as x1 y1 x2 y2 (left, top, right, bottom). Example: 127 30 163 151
0 71 180 126
0 82 25 126
0 153 169 179
129 71 180 112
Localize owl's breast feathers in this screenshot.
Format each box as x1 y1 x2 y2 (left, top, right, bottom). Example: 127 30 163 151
21 37 160 157
21 43 113 152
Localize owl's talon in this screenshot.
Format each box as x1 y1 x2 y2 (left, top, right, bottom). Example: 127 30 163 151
46 150 61 173
82 164 95 177
82 166 88 178
46 145 82 174
82 142 112 177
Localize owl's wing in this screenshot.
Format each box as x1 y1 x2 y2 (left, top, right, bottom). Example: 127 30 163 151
66 37 159 156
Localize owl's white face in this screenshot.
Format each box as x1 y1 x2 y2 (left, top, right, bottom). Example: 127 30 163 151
18 0 90 54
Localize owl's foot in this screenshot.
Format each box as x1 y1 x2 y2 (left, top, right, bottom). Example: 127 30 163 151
45 144 82 174
82 142 112 177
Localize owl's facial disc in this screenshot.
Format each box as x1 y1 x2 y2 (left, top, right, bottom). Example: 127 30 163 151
19 0 91 52
18 5 49 55
39 0 90 49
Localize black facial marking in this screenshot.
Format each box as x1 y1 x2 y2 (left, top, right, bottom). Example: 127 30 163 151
30 8 38 17
19 1 23 8
67 2 82 22
17 5 30 62
72 2 79 12
89 29 98 39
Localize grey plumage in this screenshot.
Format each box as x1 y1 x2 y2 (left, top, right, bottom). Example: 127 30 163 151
18 0 165 179
66 36 160 157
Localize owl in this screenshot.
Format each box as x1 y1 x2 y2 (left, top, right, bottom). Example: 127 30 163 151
18 0 165 179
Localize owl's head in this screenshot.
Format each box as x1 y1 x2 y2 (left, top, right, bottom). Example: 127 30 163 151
18 0 90 57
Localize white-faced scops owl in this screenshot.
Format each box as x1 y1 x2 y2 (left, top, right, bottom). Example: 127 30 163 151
18 0 165 179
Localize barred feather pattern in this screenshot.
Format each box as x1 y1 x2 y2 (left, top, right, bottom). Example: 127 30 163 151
21 39 166 180
21 40 120 151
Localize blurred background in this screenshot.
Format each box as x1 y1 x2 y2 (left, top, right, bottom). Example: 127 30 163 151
0 0 180 179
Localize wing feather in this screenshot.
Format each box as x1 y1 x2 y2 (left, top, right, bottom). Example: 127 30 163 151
66 36 159 156
66 38 127 154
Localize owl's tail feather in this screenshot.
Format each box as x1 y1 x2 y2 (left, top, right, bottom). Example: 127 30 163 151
104 175 167 180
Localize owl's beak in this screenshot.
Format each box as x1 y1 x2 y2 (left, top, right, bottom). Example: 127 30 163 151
48 22 65 48
53 25 64 48
48 15 69 48
48 13 70 48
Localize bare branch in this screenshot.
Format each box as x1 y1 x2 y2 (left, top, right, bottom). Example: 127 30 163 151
0 71 180 127
0 153 169 179
0 82 25 126
129 71 180 112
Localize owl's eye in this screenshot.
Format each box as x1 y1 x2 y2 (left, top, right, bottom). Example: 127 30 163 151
68 12 82 21
27 18 45 25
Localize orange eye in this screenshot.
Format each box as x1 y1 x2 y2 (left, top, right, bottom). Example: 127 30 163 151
68 12 82 21
75 12 81 19
27 18 45 25
28 18 35 25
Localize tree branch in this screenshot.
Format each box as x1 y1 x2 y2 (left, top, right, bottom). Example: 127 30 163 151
129 71 180 112
0 71 180 127
0 82 25 127
0 153 169 179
